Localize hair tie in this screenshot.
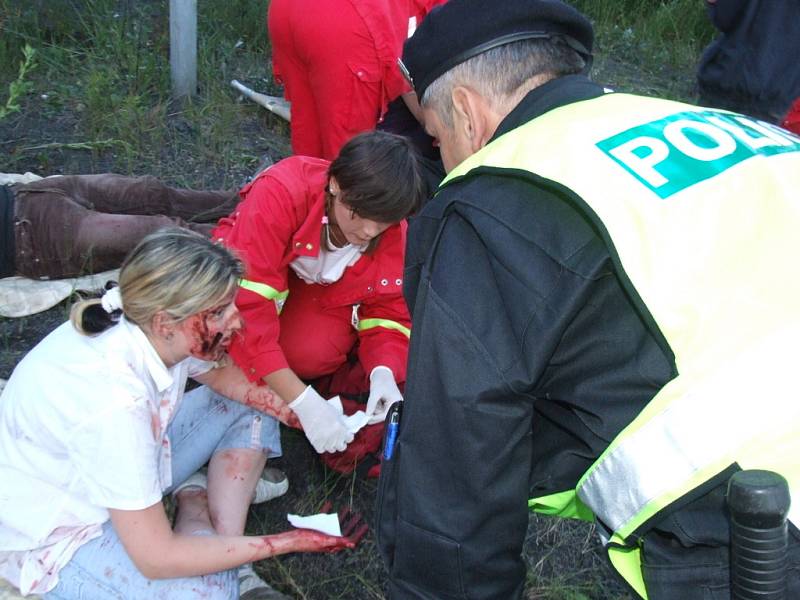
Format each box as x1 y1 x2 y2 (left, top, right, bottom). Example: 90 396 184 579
101 286 123 313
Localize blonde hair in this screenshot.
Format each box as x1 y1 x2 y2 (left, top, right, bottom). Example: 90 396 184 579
71 228 243 335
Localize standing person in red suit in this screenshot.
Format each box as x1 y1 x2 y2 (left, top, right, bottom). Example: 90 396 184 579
267 0 446 160
211 131 425 461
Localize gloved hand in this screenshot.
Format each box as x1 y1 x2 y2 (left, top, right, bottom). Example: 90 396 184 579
289 386 354 453
366 366 403 425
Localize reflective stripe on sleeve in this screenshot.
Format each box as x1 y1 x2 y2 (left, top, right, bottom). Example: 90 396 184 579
239 279 289 313
357 318 411 338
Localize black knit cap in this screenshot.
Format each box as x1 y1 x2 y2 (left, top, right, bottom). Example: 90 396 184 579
401 0 594 99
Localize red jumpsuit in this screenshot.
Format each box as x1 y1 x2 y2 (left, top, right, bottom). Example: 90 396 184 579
211 156 410 391
267 0 445 160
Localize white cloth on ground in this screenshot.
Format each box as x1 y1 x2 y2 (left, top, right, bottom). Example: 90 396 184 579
0 172 46 186
0 269 119 318
286 512 342 537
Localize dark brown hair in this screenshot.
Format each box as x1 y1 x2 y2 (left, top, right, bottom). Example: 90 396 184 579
328 131 425 224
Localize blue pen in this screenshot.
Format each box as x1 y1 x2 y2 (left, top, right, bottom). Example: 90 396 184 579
382 401 402 461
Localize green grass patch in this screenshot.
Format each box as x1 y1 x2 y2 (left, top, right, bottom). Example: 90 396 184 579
0 0 280 180
566 0 716 101
573 0 714 67
0 43 36 119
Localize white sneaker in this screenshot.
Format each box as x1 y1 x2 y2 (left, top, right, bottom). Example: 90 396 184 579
253 467 289 504
238 563 291 600
171 471 208 499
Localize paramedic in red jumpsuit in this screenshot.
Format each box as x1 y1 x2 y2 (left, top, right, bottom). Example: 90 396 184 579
212 131 426 456
267 0 446 160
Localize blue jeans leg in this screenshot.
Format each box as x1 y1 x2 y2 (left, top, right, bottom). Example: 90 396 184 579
165 385 282 494
42 523 237 600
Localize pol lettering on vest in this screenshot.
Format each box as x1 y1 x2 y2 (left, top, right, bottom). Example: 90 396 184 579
597 110 800 199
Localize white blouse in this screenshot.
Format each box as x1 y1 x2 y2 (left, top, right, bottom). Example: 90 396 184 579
290 229 366 285
0 317 213 595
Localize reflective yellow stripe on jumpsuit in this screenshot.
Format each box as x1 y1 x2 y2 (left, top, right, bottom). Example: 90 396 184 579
239 278 289 313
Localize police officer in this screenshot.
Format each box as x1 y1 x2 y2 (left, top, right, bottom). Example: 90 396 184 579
376 1 800 598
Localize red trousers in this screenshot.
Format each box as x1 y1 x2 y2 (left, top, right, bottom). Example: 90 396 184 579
278 272 368 394
279 271 395 477
268 0 392 159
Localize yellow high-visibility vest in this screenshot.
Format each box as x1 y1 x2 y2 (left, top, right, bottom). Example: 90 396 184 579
444 92 800 598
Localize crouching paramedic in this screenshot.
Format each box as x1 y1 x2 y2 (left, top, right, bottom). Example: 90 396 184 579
376 1 800 598
213 131 425 459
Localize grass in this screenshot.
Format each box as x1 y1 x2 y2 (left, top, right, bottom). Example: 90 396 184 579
573 0 714 65
0 0 710 180
573 0 715 100
0 1 713 598
0 43 35 119
0 0 287 184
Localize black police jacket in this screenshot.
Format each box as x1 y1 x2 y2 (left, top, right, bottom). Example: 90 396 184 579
376 75 674 599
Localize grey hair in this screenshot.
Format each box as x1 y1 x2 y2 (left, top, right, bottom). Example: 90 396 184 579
421 38 586 127
71 228 244 335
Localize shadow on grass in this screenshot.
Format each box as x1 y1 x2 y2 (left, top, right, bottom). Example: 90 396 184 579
244 428 631 600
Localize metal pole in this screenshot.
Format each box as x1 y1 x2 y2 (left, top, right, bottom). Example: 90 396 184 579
169 0 197 98
728 470 791 600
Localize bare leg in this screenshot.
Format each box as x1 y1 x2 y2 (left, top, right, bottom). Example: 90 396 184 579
174 488 216 535
206 448 267 535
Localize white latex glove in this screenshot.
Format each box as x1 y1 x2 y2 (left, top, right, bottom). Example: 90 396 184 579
289 386 354 453
366 366 403 425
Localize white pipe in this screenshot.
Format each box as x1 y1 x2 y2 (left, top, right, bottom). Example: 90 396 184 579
231 79 291 121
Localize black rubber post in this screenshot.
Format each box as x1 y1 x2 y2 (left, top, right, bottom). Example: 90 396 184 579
728 469 791 600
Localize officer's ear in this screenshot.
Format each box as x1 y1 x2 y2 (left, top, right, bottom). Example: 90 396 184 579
451 85 497 153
